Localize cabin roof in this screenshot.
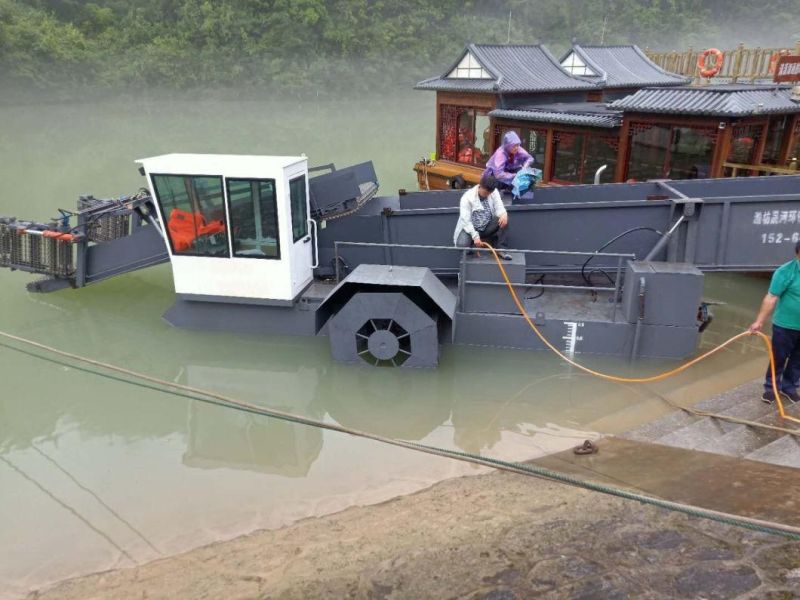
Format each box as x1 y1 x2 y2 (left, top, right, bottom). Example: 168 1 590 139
490 102 622 129
136 153 307 176
415 44 595 93
416 43 688 94
565 45 689 88
610 84 800 116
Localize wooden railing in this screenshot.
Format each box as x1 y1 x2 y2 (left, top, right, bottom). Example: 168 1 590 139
645 42 800 82
723 161 799 177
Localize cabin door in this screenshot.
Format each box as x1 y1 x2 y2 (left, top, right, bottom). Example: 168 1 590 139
286 171 315 297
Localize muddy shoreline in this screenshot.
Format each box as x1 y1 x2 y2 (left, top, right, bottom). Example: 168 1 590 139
29 466 800 600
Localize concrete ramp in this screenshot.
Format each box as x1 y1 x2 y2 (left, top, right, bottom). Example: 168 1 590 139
623 380 800 468
533 436 800 529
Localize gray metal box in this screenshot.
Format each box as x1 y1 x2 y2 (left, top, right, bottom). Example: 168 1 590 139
462 251 525 284
461 281 523 315
621 261 703 327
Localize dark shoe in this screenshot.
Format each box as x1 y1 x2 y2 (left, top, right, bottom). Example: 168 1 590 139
573 440 598 455
782 390 800 403
761 390 796 404
500 252 513 261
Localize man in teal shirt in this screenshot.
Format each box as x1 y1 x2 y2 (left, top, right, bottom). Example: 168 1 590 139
750 242 800 403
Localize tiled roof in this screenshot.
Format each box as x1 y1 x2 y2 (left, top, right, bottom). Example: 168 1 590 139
610 84 800 116
415 44 595 93
569 45 689 88
490 102 622 128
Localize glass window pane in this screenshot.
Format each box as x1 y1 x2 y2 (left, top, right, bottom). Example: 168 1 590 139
724 124 766 177
553 133 585 182
522 128 546 166
227 178 280 259
582 137 618 184
455 109 490 166
668 127 714 179
763 116 788 164
456 109 475 165
152 174 228 257
474 114 491 164
440 105 459 161
290 176 308 242
627 125 670 181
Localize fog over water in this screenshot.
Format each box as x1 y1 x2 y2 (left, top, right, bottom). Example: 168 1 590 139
0 91 773 598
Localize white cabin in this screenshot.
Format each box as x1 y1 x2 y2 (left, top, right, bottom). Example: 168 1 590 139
136 154 316 303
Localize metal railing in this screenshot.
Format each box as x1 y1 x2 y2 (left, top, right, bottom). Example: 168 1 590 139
332 240 635 321
645 42 800 82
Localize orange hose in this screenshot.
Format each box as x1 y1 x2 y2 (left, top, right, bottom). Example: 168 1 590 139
484 245 800 425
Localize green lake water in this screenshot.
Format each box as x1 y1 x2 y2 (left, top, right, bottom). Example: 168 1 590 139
0 93 772 598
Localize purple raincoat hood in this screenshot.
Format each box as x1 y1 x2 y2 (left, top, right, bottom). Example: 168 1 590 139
502 131 521 151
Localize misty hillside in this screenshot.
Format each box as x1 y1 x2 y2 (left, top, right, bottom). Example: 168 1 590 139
0 0 798 94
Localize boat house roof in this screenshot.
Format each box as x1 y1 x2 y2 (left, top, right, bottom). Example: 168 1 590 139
415 44 595 93
610 84 800 116
415 43 688 94
490 102 622 129
563 45 689 88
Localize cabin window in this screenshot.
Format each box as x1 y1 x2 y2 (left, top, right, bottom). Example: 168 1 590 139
626 124 715 181
151 174 229 257
552 132 617 184
447 52 491 79
669 127 716 179
492 125 547 168
762 116 789 164
289 176 309 242
560 52 596 77
627 125 670 181
524 129 547 166
440 104 491 166
791 119 800 165
724 123 766 177
226 179 280 259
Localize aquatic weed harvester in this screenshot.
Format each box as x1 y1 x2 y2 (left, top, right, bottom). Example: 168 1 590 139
1 154 799 367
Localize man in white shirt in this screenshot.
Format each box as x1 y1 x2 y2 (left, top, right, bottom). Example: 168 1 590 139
453 175 511 259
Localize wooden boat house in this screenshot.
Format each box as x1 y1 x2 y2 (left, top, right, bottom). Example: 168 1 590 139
413 43 800 189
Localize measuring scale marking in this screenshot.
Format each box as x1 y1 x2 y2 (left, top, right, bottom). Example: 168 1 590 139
562 321 584 358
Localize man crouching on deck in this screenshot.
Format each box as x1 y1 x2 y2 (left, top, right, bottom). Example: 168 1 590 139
453 174 512 260
749 240 800 404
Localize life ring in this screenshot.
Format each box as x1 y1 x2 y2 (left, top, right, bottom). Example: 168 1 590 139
697 48 723 78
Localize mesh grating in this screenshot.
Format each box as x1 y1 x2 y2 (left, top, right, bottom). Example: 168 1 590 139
78 197 131 242
0 221 74 277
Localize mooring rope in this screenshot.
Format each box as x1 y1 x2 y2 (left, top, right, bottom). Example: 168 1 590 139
1 329 799 541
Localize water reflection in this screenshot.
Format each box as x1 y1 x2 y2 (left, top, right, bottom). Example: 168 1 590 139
183 365 324 476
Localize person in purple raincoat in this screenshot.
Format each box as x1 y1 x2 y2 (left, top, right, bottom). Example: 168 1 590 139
483 131 534 190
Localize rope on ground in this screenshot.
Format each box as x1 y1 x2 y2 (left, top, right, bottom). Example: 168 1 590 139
653 390 800 437
483 244 800 426
1 329 800 541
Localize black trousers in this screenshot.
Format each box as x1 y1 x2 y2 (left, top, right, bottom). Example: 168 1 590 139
455 216 508 248
764 324 800 394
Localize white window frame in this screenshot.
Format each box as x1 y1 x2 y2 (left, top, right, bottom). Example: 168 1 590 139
447 52 491 79
561 52 596 76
